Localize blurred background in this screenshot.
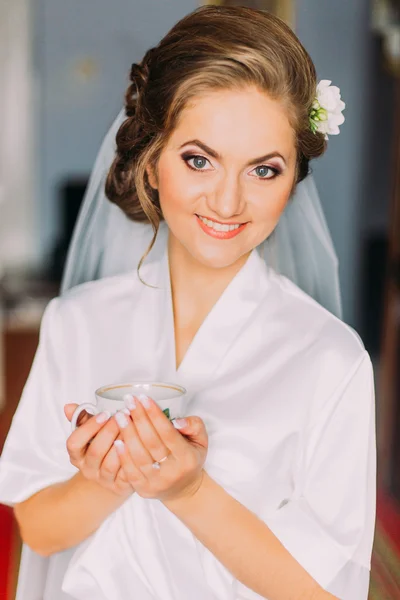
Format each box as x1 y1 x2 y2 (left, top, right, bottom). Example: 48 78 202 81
0 0 400 598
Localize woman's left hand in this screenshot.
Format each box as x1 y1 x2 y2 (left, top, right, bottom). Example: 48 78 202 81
113 394 208 503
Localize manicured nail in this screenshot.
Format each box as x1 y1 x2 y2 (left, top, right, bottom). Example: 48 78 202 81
137 394 151 409
173 418 188 429
123 394 137 410
115 411 129 428
114 440 125 454
122 407 131 415
96 411 111 424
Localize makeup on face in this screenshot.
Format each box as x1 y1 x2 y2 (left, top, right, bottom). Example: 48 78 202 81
176 139 288 241
154 88 297 269
179 140 287 182
195 214 248 239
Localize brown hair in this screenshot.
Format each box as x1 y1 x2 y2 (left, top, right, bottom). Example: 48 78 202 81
105 4 326 266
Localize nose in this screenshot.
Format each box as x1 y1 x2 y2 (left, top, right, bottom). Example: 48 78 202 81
206 171 245 219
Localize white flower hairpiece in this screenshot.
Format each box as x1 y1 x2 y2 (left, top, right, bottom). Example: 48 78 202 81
309 80 345 140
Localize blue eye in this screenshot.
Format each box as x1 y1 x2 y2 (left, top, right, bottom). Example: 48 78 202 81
181 153 280 180
182 154 210 171
252 165 279 179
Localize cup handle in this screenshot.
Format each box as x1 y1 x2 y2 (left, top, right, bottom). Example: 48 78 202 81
70 403 99 432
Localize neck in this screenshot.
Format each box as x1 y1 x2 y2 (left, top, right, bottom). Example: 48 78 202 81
167 233 251 307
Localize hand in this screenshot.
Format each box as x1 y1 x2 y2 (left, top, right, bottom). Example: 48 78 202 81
64 404 134 498
113 395 208 504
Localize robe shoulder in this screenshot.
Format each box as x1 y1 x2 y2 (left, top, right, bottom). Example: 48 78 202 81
56 269 142 327
60 269 139 308
268 268 366 355
261 269 371 415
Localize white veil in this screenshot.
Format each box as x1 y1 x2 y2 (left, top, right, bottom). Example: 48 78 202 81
61 109 342 319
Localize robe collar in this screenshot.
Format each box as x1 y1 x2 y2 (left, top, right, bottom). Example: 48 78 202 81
139 224 272 396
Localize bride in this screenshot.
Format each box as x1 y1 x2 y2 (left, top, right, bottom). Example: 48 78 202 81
0 5 375 600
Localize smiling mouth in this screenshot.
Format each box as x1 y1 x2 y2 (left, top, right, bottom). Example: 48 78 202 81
195 214 248 239
196 214 247 232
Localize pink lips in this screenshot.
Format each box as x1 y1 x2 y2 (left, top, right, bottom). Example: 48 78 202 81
196 215 247 239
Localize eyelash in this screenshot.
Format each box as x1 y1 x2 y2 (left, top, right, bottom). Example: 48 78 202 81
181 153 281 180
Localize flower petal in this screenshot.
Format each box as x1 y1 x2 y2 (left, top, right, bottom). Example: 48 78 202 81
313 80 345 138
317 120 330 135
329 112 345 127
327 124 341 135
317 79 332 90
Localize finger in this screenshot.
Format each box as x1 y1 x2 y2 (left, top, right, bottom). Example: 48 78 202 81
172 416 208 448
85 416 121 473
99 441 122 482
122 395 170 464
64 403 93 427
115 467 134 495
116 467 129 483
128 394 199 456
64 403 78 421
66 410 112 464
115 409 157 469
114 468 136 494
114 439 146 485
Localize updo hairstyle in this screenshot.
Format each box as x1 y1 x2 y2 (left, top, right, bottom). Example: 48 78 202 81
105 5 326 261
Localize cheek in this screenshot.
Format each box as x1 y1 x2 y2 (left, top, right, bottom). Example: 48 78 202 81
157 159 200 215
252 179 293 226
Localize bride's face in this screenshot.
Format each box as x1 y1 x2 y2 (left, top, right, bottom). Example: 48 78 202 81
146 86 297 269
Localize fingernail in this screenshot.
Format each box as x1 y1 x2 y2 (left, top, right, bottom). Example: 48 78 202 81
122 407 131 415
114 440 125 454
123 394 137 410
173 418 188 429
96 411 111 424
115 411 129 428
137 394 151 409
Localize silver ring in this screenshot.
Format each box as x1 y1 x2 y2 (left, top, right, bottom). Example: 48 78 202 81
152 454 169 470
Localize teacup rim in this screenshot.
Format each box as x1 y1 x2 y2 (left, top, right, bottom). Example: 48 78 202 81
95 381 187 399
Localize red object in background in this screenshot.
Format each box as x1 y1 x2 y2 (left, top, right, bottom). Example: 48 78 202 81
377 488 400 554
0 504 18 600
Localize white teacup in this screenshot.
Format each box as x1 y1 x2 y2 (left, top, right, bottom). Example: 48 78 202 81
71 381 187 431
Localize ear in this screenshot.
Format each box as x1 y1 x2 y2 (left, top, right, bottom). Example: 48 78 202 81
146 163 158 190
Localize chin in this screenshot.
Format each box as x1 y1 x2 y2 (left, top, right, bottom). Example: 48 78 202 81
168 221 257 270
187 241 250 270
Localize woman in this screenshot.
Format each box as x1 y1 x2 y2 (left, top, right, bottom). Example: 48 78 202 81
0 5 375 600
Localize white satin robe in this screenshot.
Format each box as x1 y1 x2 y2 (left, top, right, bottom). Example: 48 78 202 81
0 233 376 600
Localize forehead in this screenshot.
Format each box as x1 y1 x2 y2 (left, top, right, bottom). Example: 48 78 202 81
168 87 296 161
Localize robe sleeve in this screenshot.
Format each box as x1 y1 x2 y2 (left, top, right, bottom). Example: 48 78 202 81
238 350 376 600
0 297 77 507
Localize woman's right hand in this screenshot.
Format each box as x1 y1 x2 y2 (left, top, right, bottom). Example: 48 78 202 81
64 404 134 498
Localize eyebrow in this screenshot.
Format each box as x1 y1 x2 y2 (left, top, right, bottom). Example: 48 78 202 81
178 139 287 166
